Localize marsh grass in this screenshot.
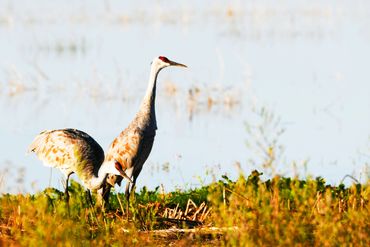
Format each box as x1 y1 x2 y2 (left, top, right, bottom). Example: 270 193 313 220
208 172 369 246
0 171 368 246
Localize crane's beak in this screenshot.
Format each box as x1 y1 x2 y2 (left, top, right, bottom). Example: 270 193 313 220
169 60 187 68
119 170 133 183
114 160 133 183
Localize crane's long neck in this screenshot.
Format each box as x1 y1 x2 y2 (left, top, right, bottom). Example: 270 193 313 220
136 65 161 131
88 165 110 191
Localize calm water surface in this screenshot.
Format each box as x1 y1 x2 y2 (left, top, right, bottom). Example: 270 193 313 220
0 0 369 193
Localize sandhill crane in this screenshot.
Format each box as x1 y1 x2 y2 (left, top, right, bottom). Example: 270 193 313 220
28 128 132 204
103 56 187 212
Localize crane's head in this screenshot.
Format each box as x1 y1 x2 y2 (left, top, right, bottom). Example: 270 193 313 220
152 56 187 70
104 160 133 183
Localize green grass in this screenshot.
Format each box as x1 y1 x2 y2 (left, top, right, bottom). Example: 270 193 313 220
0 171 369 246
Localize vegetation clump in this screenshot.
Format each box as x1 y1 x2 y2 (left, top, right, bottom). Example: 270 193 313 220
0 171 368 246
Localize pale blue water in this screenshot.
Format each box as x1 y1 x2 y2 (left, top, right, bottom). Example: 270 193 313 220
0 0 369 193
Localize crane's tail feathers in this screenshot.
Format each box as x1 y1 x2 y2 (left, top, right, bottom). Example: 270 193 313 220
27 130 50 154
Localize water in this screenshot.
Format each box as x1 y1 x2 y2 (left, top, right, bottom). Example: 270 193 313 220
1 0 369 193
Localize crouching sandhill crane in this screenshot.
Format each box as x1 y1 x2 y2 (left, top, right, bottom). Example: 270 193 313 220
28 128 132 204
103 56 187 212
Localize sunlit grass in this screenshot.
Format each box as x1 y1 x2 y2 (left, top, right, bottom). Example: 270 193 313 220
209 172 369 246
0 171 368 245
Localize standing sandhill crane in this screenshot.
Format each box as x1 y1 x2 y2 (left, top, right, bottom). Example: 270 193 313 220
28 128 132 204
103 56 187 211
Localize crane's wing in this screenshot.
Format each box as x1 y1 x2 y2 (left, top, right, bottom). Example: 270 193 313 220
105 127 143 172
28 129 105 177
105 126 156 186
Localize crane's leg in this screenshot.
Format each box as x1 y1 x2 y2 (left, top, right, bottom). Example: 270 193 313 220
65 173 72 203
85 189 94 207
102 184 112 208
125 182 131 219
124 166 142 219
97 183 112 210
125 176 138 220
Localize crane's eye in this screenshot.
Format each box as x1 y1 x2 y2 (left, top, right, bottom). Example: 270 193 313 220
159 56 170 63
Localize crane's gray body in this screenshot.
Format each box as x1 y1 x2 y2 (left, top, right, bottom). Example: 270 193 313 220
103 57 186 203
104 68 158 197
